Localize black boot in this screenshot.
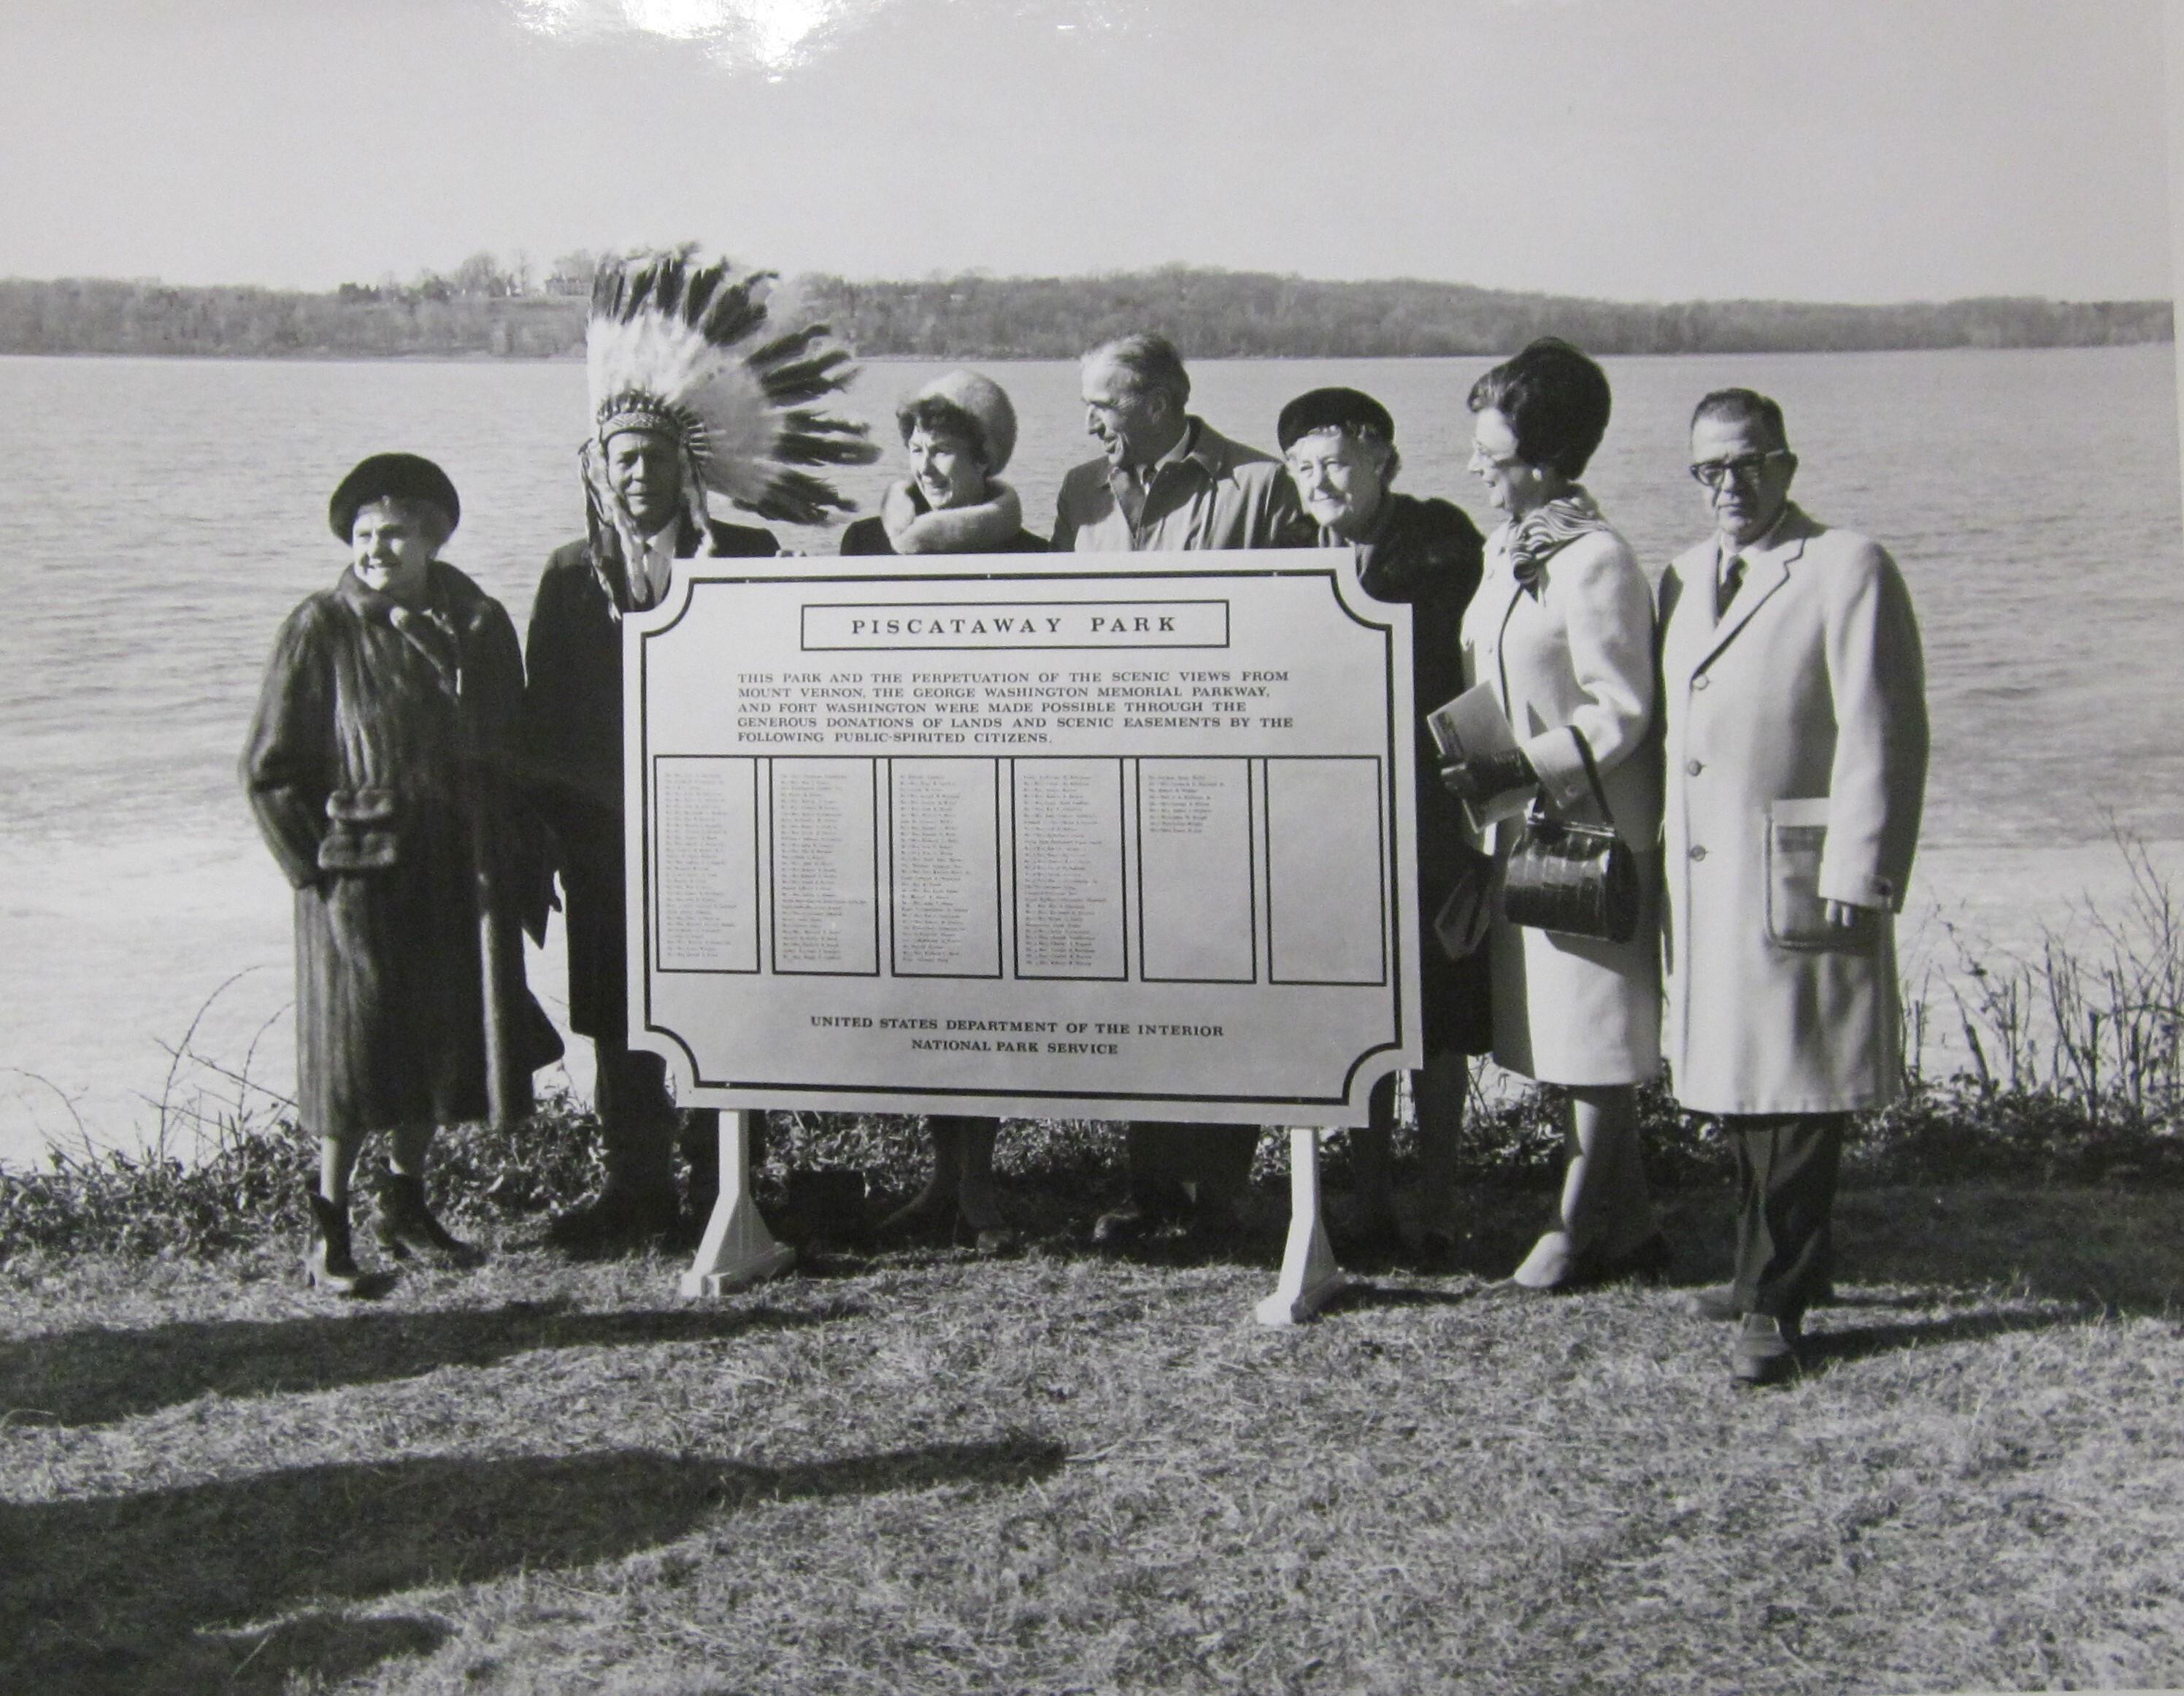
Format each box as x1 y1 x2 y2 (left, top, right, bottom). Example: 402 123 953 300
375 1172 484 1267
304 1188 363 1294
880 1121 964 1238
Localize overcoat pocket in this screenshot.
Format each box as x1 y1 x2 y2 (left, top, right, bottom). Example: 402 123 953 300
1764 797 1848 950
319 787 401 872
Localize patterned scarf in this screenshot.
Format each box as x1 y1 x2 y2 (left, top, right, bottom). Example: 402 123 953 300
1506 487 1612 596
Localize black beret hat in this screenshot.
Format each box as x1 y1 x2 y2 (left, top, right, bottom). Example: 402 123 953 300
328 452 461 542
1276 386 1396 453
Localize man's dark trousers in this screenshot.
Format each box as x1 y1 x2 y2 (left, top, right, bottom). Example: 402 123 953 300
1725 1112 1847 1322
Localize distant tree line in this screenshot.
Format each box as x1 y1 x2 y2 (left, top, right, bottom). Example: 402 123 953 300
0 250 603 358
0 260 2168 360
797 269 2175 358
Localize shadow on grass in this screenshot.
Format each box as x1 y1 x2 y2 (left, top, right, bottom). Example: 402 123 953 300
0 1297 858 1428
1322 1281 1490 1313
0 1433 1066 1695
1802 1307 2089 1370
1648 1186 2184 1316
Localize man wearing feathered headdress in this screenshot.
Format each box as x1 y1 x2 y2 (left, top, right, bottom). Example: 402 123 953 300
524 249 875 1249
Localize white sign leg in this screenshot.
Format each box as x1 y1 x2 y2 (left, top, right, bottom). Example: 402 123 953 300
680 1109 796 1297
1256 1125 1348 1327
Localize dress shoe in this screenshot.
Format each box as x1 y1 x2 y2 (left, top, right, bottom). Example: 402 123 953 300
545 1184 680 1253
956 1183 1018 1255
374 1172 485 1267
1730 1313 1803 1388
1091 1196 1152 1246
304 1188 364 1295
1507 1229 1589 1293
1093 1179 1196 1245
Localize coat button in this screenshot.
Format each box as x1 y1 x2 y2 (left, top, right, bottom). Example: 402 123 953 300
1689 845 1708 861
1685 759 1703 776
1693 675 1710 690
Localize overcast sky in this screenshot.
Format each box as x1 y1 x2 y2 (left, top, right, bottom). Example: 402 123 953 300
1 0 2172 302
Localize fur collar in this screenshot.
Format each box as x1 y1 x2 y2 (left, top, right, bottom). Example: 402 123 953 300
880 479 1023 554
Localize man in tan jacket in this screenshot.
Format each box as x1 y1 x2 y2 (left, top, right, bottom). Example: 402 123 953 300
1657 388 1929 1386
1052 334 1310 1243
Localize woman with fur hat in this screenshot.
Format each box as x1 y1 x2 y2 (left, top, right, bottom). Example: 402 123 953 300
841 369 1046 556
244 453 554 1293
843 369 1041 1250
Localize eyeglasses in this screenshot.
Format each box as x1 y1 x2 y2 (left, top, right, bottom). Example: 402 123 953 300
1468 442 1526 472
1689 450 1790 489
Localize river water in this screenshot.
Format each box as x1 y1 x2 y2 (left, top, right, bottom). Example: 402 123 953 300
1 347 2177 1164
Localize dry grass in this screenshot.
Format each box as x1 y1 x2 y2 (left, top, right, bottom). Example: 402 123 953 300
2 1185 2181 1695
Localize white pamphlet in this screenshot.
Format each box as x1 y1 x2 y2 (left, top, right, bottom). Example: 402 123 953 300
1426 682 1531 832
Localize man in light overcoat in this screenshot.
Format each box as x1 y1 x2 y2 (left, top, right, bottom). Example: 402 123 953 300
1657 387 1928 1386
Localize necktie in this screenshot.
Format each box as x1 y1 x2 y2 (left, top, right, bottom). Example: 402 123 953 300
1715 550 1745 622
1114 463 1150 530
630 534 674 610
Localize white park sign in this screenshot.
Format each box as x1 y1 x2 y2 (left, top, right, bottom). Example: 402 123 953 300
624 548 1423 1316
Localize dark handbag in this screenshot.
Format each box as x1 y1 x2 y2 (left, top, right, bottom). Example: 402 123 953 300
1499 735 1639 944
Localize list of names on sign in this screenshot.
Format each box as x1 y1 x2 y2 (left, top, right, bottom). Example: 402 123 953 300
627 553 1420 1124
1137 759 1256 983
769 759 878 975
653 756 758 972
1012 759 1127 980
890 759 1001 978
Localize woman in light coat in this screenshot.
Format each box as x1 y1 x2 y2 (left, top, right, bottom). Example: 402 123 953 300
1447 339 1667 1290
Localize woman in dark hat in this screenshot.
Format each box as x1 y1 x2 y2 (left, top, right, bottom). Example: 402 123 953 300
243 453 553 1292
844 370 1042 1250
1279 386 1488 1257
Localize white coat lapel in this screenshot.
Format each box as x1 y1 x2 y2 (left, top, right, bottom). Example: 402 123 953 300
1690 516 1809 675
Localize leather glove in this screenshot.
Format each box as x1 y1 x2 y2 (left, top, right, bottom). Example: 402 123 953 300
1439 746 1537 804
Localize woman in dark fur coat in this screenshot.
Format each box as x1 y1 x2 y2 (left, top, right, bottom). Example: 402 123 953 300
243 453 550 1292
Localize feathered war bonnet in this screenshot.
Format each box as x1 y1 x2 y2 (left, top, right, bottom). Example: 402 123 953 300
581 250 877 585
